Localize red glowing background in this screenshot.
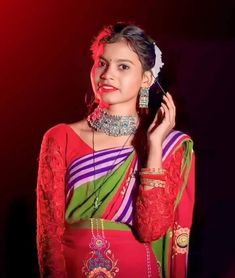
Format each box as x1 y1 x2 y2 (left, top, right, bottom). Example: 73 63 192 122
0 0 234 277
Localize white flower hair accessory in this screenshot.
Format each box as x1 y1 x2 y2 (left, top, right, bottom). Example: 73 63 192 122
150 42 164 85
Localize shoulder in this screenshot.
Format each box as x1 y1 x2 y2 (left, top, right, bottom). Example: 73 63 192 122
41 120 89 146
43 123 68 139
38 124 69 166
44 119 88 137
165 129 192 143
39 123 71 154
69 119 90 133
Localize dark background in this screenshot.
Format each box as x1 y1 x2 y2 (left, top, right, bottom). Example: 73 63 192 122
1 0 235 277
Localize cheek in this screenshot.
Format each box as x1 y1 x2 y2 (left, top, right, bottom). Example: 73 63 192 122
90 68 99 87
90 68 99 98
124 74 142 90
92 67 103 84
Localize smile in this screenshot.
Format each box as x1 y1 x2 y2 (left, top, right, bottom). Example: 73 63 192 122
98 84 118 93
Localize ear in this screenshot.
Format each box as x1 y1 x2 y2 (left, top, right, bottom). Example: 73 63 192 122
141 70 153 88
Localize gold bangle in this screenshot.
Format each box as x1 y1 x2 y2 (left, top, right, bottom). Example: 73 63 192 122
140 168 167 175
141 179 166 188
142 185 164 190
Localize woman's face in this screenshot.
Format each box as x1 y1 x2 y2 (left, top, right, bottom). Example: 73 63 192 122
90 39 151 111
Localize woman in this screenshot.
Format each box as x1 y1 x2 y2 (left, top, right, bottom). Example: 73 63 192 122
37 22 195 278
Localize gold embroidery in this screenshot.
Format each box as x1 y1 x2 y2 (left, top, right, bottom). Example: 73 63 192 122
173 223 190 256
82 219 119 277
176 233 189 248
88 267 113 278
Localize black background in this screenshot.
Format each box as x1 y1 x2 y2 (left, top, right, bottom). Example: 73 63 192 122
0 0 235 277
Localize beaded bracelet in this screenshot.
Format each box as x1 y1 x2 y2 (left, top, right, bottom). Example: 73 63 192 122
142 185 165 190
141 179 166 188
140 168 167 175
140 173 166 181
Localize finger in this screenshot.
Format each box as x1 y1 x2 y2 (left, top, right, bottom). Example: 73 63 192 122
161 102 170 123
148 109 162 132
161 102 175 128
163 93 175 111
165 92 176 114
163 93 176 122
162 97 174 123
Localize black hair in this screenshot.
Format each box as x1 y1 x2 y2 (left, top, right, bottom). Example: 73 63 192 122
91 22 156 73
89 23 163 163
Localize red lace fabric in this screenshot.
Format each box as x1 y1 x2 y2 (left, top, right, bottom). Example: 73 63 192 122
37 132 67 277
135 147 184 242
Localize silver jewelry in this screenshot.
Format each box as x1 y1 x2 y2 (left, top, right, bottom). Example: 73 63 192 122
139 87 149 108
87 107 138 137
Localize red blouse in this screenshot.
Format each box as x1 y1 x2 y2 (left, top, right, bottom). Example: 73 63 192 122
37 124 192 277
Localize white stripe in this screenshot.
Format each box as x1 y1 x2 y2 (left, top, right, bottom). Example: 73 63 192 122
68 155 126 184
162 130 179 149
121 203 133 223
111 162 138 221
69 148 132 176
163 133 185 161
71 159 123 193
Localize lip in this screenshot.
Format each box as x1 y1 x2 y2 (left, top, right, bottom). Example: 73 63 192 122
98 83 118 93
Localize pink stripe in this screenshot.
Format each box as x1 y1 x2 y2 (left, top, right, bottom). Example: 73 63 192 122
162 130 178 149
111 162 138 221
66 162 122 200
69 148 132 175
163 133 188 161
121 204 133 223
69 155 126 183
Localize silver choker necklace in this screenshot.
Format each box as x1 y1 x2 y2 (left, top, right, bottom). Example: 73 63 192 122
87 107 138 137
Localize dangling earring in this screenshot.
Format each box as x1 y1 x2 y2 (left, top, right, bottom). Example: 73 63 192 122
139 87 149 108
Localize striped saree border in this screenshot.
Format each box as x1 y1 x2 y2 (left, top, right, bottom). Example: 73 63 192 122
163 130 190 161
65 129 192 229
66 146 134 195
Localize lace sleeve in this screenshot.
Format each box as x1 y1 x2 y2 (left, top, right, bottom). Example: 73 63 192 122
135 147 184 242
37 132 67 277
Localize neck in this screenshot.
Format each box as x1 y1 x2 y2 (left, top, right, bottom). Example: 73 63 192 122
103 103 138 117
87 106 139 137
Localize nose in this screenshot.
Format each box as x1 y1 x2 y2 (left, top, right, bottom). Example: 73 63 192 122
100 64 114 80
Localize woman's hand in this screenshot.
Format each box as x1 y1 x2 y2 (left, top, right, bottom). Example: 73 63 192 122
147 92 176 147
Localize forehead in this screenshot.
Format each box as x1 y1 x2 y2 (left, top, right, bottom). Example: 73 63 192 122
94 40 141 64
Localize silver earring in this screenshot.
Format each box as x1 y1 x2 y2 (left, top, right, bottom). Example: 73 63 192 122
139 87 149 108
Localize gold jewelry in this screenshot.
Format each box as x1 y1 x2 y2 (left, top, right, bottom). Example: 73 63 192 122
141 178 165 188
140 167 167 175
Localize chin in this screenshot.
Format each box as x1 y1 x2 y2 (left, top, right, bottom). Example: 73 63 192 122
100 96 118 106
99 102 109 109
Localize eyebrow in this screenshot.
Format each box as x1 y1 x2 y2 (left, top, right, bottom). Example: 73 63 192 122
99 56 134 65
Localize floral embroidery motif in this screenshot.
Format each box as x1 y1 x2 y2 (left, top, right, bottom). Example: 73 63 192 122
88 267 113 278
135 147 184 242
82 219 119 277
37 134 67 276
173 223 190 255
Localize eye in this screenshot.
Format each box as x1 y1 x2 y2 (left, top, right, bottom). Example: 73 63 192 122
119 64 130 70
97 60 106 67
